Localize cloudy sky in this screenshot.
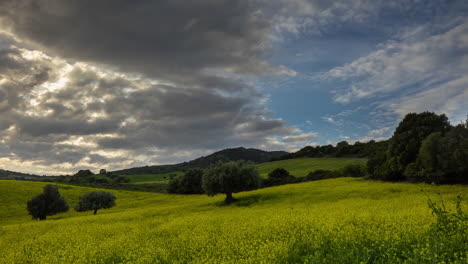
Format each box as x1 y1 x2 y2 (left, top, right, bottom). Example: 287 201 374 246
0 0 467 175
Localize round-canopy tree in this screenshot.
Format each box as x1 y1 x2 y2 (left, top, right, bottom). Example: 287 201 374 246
27 185 69 220
202 161 261 204
75 191 116 215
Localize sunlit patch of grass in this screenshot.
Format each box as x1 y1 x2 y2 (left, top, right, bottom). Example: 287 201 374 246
256 157 367 178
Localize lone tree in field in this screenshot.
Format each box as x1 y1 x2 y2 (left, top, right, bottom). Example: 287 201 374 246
75 191 116 215
27 185 69 220
202 161 261 204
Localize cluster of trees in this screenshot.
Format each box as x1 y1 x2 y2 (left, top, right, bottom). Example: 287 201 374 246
368 112 467 184
27 185 116 220
169 161 366 201
274 140 388 161
68 169 129 185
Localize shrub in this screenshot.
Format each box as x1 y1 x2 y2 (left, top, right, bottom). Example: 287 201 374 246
75 191 116 215
263 168 297 187
168 169 204 194
26 185 69 220
341 164 366 177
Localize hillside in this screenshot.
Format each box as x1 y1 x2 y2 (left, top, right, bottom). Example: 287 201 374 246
113 147 288 175
0 169 43 180
1 179 466 263
256 157 367 178
125 157 366 184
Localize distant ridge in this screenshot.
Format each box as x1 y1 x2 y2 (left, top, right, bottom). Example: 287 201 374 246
0 169 43 180
112 147 288 175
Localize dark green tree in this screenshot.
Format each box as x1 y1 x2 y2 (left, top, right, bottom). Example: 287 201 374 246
167 169 204 194
370 112 450 181
202 161 261 204
410 122 468 183
263 168 296 186
75 191 116 215
27 185 69 220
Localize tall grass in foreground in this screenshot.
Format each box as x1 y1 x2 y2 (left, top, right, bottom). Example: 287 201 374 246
0 178 466 263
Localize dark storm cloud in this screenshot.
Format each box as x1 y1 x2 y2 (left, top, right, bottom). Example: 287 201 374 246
0 37 297 174
0 0 278 84
0 1 306 174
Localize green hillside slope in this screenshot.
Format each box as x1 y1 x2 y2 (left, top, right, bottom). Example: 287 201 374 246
256 157 367 178
1 179 466 263
126 157 366 184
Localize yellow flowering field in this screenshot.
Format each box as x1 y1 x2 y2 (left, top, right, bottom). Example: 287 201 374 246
0 178 466 263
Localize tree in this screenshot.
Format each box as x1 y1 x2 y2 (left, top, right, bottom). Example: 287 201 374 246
99 169 107 175
263 168 295 186
370 112 450 181
27 185 69 220
202 161 261 204
167 169 204 194
75 191 116 215
74 169 94 177
412 123 468 184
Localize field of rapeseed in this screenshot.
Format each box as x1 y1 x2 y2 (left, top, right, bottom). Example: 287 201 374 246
0 178 466 263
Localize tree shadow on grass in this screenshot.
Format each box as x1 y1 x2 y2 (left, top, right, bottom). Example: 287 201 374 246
227 193 286 207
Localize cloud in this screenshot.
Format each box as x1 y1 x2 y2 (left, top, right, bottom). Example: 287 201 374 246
383 76 468 123
319 21 468 103
0 0 293 82
282 132 317 143
321 116 341 125
0 33 298 174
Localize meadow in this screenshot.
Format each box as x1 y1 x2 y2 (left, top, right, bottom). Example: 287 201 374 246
124 157 367 185
126 171 184 184
256 157 367 178
0 178 466 263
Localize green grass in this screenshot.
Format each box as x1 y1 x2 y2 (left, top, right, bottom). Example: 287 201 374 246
256 157 367 178
0 178 466 263
121 158 365 184
125 171 184 184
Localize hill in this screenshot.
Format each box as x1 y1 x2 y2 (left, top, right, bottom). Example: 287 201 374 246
0 169 44 180
1 179 466 263
125 157 367 185
113 147 288 175
256 157 367 178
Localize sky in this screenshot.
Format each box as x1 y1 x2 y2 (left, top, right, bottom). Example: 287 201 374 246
0 0 467 175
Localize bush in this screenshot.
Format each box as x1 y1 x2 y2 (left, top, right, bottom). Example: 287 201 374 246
168 169 204 194
263 168 297 187
75 191 116 215
26 185 69 220
305 170 342 181
202 161 261 204
113 176 130 184
341 164 366 177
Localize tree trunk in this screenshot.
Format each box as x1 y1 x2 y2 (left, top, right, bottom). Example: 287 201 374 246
225 192 235 204
94 208 98 215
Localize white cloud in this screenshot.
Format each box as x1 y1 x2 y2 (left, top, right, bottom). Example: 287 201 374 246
282 132 318 143
319 21 468 103
383 76 468 123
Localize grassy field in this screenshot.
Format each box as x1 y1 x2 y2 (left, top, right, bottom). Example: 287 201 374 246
125 171 184 184
123 158 366 184
0 178 466 263
256 157 367 178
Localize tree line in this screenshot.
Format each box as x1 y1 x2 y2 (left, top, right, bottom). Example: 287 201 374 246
367 112 467 184
168 161 366 202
